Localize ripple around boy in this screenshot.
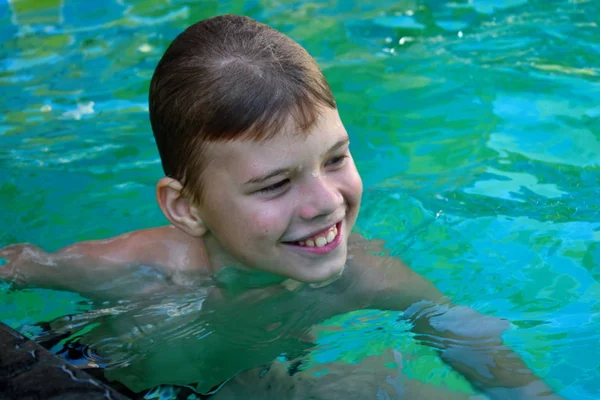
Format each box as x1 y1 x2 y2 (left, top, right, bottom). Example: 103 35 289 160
0 15 562 400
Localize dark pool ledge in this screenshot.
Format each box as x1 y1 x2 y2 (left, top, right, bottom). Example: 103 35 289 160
0 322 130 400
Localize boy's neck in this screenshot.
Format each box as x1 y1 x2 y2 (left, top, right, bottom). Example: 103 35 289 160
200 233 288 291
200 232 345 293
212 265 288 289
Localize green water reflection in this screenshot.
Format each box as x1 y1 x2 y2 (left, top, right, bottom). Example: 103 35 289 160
1 0 599 398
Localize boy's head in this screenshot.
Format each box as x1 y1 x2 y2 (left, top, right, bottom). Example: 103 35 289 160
150 15 363 283
149 14 336 202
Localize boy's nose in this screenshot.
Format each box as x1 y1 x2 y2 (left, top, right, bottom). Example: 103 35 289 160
298 177 343 221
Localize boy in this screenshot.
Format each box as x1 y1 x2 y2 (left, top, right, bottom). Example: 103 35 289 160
1 15 561 400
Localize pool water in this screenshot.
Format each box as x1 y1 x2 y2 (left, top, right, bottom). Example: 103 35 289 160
1 0 599 398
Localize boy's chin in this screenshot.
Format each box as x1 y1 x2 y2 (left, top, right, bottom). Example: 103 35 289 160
292 262 346 285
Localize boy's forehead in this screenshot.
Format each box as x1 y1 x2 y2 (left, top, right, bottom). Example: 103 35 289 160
206 108 345 162
205 129 308 166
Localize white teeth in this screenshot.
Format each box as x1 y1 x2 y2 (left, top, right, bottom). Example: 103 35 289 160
315 237 327 247
326 231 335 243
294 224 339 248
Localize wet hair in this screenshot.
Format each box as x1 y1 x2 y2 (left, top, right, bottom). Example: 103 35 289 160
149 14 336 202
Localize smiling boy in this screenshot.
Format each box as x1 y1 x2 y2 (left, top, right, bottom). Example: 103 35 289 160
162 106 360 284
1 14 562 400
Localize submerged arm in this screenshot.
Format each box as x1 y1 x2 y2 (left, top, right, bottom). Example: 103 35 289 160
403 300 562 400
350 234 562 399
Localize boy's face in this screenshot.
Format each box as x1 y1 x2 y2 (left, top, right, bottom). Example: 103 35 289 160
197 107 363 283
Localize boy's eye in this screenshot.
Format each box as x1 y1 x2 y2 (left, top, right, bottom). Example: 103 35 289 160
326 155 348 167
259 179 290 194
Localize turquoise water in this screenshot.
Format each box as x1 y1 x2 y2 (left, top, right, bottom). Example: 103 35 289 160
1 0 599 398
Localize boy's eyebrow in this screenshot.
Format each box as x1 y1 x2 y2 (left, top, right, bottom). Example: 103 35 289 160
244 137 350 185
326 137 350 154
245 167 291 185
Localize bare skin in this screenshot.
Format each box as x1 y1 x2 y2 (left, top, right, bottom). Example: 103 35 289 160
1 231 475 399
213 351 486 400
1 230 562 399
0 226 205 299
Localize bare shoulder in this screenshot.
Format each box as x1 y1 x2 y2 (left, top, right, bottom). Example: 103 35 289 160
346 232 445 311
58 225 208 273
1 226 209 299
346 232 411 284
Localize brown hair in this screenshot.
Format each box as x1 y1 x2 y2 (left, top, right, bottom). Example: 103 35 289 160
149 14 336 202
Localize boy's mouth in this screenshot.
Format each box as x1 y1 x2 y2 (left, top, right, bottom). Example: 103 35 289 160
283 222 343 252
295 224 338 247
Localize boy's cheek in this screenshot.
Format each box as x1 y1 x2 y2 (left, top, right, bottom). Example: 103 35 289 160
346 172 364 203
345 159 363 196
251 211 286 237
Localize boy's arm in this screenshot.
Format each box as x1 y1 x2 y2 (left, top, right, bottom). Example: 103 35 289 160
349 234 563 400
0 226 203 300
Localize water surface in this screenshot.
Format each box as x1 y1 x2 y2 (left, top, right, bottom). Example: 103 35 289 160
1 0 599 398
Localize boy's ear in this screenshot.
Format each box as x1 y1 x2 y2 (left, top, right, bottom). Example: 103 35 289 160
156 177 207 237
